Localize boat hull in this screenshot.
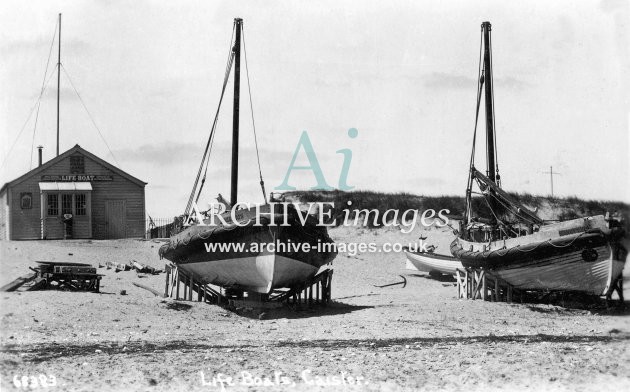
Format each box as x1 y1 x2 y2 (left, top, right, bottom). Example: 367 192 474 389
404 251 463 275
159 204 337 293
176 253 320 293
451 216 627 295
491 243 623 295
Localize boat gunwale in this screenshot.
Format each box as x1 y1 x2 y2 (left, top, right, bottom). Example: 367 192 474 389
450 229 616 269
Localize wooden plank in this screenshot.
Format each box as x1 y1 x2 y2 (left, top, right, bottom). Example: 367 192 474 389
130 259 161 274
0 272 38 292
476 270 484 299
24 277 47 291
471 270 480 300
465 269 471 299
465 269 472 299
188 275 193 301
106 260 130 271
132 282 166 297
455 269 464 299
131 260 146 271
175 270 180 300
168 267 176 297
164 266 170 297
327 270 333 302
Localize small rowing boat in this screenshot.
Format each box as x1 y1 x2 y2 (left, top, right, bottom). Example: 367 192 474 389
404 249 463 276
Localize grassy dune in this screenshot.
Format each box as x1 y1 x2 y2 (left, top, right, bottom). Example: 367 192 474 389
283 190 630 230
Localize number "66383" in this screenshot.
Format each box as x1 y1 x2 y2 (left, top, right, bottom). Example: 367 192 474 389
13 375 57 388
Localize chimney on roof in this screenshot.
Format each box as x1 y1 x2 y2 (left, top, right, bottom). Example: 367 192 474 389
37 146 43 167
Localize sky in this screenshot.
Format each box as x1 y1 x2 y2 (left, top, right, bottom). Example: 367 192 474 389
1 0 628 218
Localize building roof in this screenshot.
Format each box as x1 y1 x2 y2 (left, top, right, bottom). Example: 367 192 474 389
1 144 147 194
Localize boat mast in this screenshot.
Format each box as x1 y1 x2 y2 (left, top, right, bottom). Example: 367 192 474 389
482 21 496 184
481 21 499 222
56 13 61 157
230 18 242 207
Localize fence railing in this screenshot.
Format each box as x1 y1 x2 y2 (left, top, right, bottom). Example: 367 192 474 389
145 217 183 239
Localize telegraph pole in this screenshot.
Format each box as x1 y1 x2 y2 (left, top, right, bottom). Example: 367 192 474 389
543 166 561 197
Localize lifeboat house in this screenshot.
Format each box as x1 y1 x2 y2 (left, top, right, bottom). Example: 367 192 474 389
0 144 146 240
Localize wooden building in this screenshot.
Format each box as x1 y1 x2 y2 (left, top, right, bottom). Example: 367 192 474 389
0 144 146 240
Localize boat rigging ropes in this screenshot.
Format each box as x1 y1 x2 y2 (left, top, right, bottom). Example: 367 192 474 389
465 28 485 223
2 18 120 171
30 19 59 170
466 24 508 225
242 25 267 204
185 24 236 217
61 65 121 168
184 19 269 217
2 20 58 170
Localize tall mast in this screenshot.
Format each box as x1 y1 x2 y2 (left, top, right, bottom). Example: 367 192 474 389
481 21 498 223
482 21 495 184
56 13 61 157
230 18 242 207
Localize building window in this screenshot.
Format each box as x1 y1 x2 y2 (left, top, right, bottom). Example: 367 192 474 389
47 194 58 216
20 192 32 209
62 194 73 215
75 194 86 216
70 155 85 174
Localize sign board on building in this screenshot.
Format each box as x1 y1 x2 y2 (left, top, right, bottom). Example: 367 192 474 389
40 175 114 182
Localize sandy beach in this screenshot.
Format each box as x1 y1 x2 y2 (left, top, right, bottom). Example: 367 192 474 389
1 225 629 391
1 1 628 390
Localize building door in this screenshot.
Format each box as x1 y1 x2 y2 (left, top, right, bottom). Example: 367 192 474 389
105 200 126 239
